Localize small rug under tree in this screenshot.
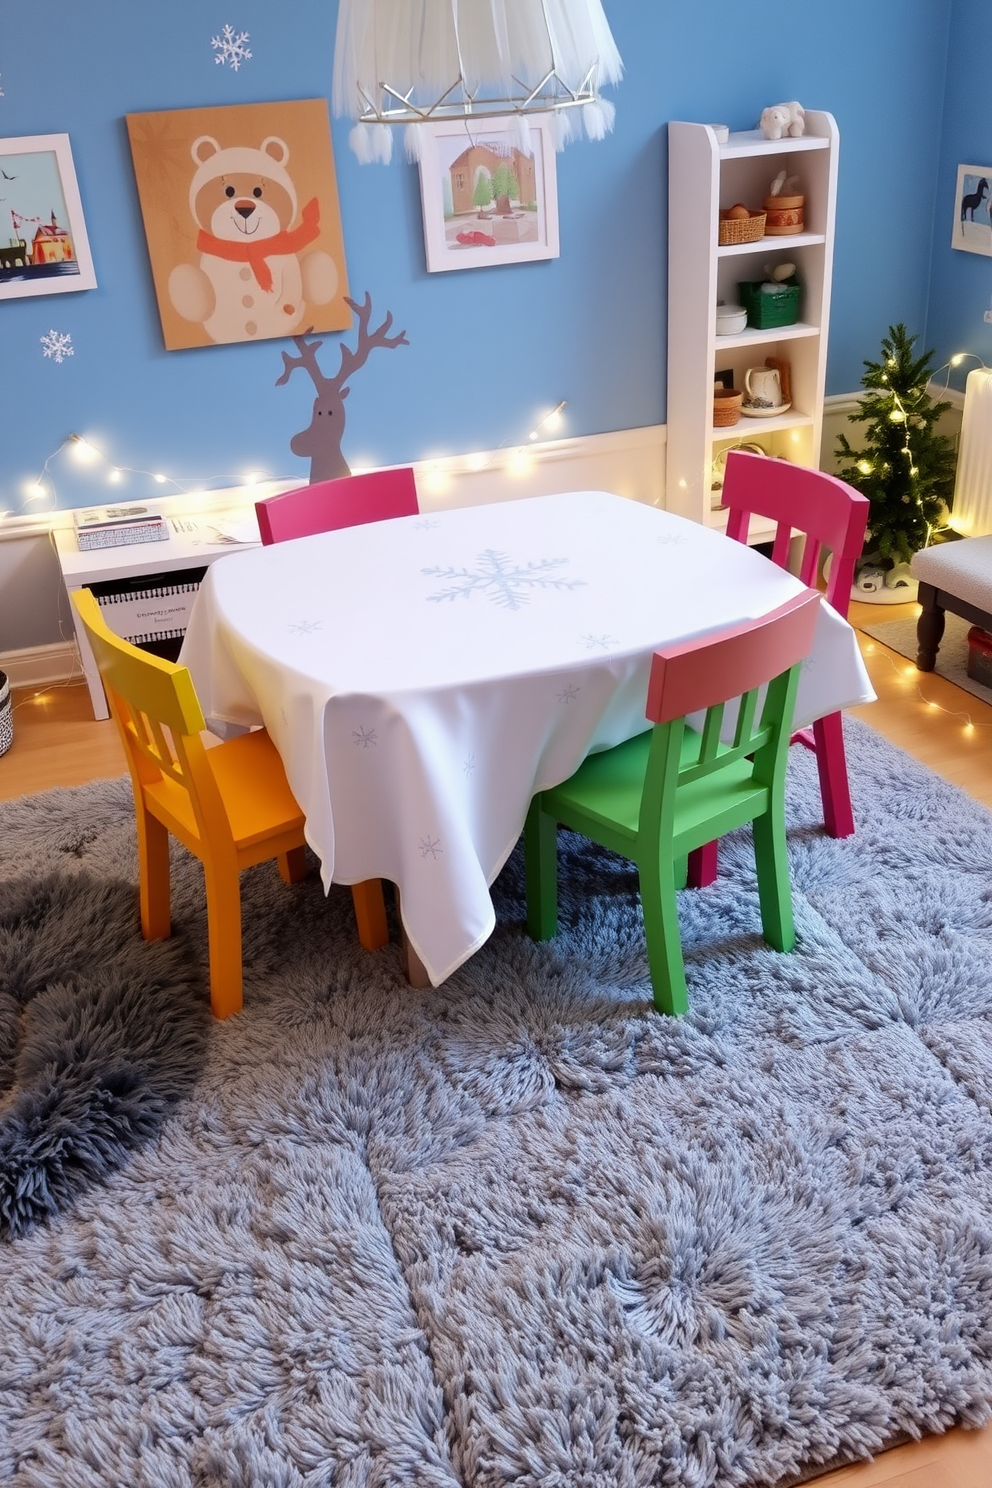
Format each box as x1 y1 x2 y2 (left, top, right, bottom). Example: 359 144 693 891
2 728 992 1487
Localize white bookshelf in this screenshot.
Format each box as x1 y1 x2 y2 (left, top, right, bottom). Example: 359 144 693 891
666 113 839 541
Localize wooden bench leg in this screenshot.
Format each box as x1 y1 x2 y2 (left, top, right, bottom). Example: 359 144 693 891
916 581 945 672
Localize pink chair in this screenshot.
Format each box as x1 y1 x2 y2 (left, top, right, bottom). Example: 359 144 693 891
688 450 869 888
256 467 419 546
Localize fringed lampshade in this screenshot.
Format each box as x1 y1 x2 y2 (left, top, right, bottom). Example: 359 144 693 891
333 0 623 163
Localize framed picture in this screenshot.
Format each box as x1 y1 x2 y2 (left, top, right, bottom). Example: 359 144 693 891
126 99 350 350
952 163 992 256
0 134 97 300
417 116 559 273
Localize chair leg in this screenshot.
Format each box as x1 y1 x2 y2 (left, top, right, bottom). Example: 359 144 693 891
137 809 171 941
638 856 689 1016
524 797 559 940
751 809 795 953
687 840 719 888
278 846 309 884
351 879 389 951
203 864 244 1019
812 712 855 838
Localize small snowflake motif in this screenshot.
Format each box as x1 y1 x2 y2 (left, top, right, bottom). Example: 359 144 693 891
288 618 322 635
557 683 581 704
657 532 690 546
424 549 584 611
419 835 442 860
352 726 378 749
579 633 615 651
415 518 441 531
40 330 73 364
463 754 476 776
211 23 252 70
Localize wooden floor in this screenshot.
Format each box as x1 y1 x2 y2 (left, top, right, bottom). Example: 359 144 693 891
2 603 992 1484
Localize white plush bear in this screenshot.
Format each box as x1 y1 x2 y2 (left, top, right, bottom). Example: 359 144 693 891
169 135 338 345
759 101 806 141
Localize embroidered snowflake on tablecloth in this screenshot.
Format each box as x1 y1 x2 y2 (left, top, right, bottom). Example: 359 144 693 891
463 754 476 776
415 518 441 531
557 683 581 704
579 633 615 651
424 549 584 611
352 726 378 748
40 330 73 364
657 532 690 546
211 24 252 70
288 618 322 635
419 835 442 860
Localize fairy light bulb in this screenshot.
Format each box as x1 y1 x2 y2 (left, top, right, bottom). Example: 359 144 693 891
857 460 872 475
108 468 123 484
71 435 98 464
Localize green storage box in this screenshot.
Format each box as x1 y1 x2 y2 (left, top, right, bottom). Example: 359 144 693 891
738 280 800 330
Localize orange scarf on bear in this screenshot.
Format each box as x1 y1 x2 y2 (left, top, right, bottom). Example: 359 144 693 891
196 198 320 293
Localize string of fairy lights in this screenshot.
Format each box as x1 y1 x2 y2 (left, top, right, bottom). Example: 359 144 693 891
1 401 571 519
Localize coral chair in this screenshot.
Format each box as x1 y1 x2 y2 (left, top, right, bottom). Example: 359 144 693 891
525 589 821 1016
71 589 388 1019
688 451 869 889
255 467 419 546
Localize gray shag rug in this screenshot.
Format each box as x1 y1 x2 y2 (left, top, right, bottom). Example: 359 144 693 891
3 716 992 1488
0 873 207 1240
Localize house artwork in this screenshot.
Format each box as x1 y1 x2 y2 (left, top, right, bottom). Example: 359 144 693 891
445 140 539 250
0 153 80 283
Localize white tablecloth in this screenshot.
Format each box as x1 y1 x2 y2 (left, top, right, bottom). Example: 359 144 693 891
179 491 875 984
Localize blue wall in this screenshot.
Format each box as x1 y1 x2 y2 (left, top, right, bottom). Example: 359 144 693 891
0 0 952 513
925 0 992 390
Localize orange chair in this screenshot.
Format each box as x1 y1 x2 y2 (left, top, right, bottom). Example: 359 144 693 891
688 450 869 887
71 588 388 1019
255 467 419 546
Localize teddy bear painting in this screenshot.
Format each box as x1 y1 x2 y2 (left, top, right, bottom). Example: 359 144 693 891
127 100 351 351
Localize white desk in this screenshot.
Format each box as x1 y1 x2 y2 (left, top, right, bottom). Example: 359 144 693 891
179 492 875 985
56 515 261 720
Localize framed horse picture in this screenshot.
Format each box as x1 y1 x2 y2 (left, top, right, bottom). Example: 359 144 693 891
952 164 992 256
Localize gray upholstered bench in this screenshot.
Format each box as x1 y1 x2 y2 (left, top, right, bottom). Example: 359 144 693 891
911 536 992 670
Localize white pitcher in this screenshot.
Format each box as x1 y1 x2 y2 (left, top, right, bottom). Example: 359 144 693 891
743 365 783 408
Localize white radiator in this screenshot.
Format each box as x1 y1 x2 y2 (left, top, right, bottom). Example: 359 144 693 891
951 367 992 535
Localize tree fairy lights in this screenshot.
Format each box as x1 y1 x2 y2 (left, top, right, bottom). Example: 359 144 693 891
835 324 957 565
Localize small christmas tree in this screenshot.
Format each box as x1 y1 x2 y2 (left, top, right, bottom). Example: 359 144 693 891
835 324 957 566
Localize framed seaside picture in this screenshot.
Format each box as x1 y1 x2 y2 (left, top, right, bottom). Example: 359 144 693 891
417 116 559 273
952 164 992 256
126 99 350 350
0 134 97 300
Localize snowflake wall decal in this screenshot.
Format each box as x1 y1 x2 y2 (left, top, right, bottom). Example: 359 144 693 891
423 549 584 611
40 330 73 364
211 24 252 70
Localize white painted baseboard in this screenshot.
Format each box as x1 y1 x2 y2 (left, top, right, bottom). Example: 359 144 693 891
1 641 81 689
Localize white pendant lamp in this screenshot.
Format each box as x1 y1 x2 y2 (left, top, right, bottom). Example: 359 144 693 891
333 0 623 163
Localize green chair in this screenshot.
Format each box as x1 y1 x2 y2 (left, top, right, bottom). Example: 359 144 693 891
524 589 821 1015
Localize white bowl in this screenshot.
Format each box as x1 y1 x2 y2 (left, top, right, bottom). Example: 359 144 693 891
715 305 748 335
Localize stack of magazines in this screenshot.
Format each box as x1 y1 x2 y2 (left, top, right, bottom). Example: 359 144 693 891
73 504 168 551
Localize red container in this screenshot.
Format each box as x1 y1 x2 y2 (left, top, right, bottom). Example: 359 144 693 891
966 626 992 689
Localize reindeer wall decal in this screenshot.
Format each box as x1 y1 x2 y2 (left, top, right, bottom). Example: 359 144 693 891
276 291 409 483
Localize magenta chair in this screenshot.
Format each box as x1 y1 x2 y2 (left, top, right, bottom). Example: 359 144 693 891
688 450 869 888
256 467 419 546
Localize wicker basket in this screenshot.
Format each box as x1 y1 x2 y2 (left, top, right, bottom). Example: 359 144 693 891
0 670 11 759
738 279 800 329
713 388 743 427
718 210 766 246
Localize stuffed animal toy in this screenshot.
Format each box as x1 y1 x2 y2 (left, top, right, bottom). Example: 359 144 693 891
759 101 806 140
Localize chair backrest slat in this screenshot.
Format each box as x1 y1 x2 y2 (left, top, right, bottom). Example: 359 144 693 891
256 467 419 545
646 590 820 726
722 451 869 619
71 589 229 845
